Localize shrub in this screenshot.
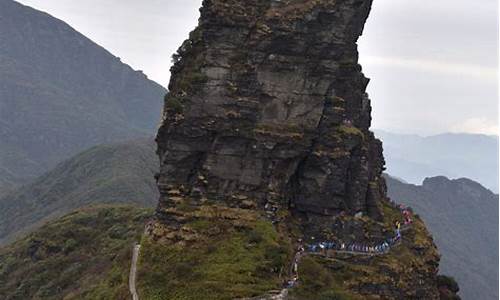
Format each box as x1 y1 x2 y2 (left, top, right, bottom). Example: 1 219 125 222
165 96 184 114
248 229 264 244
318 290 351 300
176 71 208 92
437 275 460 293
63 238 79 254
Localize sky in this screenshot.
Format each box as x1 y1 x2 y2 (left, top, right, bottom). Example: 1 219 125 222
17 0 499 136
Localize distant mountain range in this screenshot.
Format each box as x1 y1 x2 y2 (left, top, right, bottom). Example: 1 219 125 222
0 2 497 299
0 0 166 192
376 130 499 193
386 175 499 300
0 138 159 245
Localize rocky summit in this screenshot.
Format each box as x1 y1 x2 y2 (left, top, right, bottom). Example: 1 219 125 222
145 0 458 299
156 0 385 227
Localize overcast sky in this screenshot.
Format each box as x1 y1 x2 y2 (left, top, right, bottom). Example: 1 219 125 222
18 0 499 136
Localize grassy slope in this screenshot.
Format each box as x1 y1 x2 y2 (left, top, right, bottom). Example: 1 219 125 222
0 205 152 300
0 198 444 300
290 202 439 300
137 199 440 300
0 138 158 245
138 205 294 300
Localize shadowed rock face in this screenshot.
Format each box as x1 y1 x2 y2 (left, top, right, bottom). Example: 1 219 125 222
156 0 386 224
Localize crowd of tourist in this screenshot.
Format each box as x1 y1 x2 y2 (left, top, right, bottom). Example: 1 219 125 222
283 203 414 288
305 204 414 255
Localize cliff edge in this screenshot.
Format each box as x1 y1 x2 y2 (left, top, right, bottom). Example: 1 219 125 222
142 1 459 299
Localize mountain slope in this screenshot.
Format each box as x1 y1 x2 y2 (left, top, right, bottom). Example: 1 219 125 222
386 175 499 300
0 205 152 300
0 0 165 190
0 138 159 245
376 131 499 192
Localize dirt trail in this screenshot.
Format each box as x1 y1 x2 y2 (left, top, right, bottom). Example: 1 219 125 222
129 243 141 300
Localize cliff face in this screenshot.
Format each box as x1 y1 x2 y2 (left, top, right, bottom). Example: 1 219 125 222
156 0 385 226
150 1 449 299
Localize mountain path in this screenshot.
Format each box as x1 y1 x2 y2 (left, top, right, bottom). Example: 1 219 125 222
242 208 413 299
129 243 141 300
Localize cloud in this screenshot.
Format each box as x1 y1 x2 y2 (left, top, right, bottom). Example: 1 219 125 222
451 118 499 135
361 55 498 82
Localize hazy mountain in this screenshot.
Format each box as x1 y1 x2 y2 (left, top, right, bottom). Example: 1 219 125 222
0 0 166 191
0 205 152 300
376 130 499 193
386 174 499 300
0 138 159 245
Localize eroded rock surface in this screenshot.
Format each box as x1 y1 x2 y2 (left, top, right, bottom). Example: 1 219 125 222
156 0 386 226
148 1 455 299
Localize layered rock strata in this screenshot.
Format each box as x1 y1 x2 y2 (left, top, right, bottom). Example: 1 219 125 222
156 0 386 224
148 1 457 299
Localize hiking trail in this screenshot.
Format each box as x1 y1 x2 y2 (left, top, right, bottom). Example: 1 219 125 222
129 243 141 300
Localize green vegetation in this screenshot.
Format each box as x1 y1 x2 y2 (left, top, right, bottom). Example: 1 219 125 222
170 26 208 94
0 205 153 300
137 217 292 300
165 95 184 114
291 256 359 300
0 0 166 196
143 200 440 299
437 275 459 293
175 71 208 94
0 138 158 245
306 203 441 299
335 125 364 139
254 123 304 139
328 125 365 146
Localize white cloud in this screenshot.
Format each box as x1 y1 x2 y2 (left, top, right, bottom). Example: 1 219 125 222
16 0 499 136
451 118 499 135
361 55 498 82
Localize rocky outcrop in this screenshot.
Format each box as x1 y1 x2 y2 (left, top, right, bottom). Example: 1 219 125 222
156 0 386 227
151 1 451 299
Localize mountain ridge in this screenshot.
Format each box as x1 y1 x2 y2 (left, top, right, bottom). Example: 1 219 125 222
0 0 166 191
385 174 498 300
0 137 159 245
375 130 499 192
0 204 152 300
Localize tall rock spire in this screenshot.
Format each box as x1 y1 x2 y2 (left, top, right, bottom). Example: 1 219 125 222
155 0 386 224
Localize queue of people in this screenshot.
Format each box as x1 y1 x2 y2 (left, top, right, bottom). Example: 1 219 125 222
400 204 413 225
285 243 305 288
306 235 400 255
306 205 414 256
283 204 414 289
